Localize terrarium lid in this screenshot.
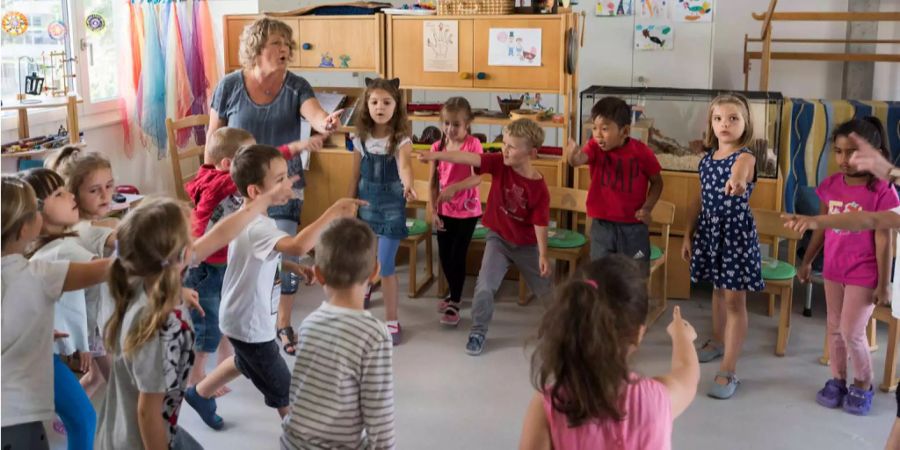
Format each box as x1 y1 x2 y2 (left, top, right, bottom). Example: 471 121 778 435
579 86 783 101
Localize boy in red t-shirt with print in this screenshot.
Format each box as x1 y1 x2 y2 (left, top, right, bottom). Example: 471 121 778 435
566 96 663 272
419 119 551 356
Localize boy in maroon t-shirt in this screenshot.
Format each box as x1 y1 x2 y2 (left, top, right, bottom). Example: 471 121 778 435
184 127 324 389
420 119 551 356
566 96 663 272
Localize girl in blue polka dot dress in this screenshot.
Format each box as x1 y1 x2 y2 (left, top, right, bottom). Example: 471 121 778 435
681 93 763 400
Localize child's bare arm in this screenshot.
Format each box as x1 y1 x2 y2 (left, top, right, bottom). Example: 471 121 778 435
636 173 664 224
783 210 900 232
875 228 892 306
534 225 550 278
348 152 362 198
654 306 700 419
518 393 552 450
137 392 169 450
274 198 366 256
724 153 756 196
418 150 481 167
436 175 482 205
397 142 416 199
63 259 111 292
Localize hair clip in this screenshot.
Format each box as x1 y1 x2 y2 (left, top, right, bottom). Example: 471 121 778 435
584 279 598 289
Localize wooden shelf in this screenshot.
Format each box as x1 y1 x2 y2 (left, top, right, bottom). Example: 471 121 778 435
1 96 82 111
409 114 565 128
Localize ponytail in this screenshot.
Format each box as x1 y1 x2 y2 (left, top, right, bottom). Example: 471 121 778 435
104 258 134 353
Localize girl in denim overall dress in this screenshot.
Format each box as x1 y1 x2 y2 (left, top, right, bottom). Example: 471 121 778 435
350 78 417 345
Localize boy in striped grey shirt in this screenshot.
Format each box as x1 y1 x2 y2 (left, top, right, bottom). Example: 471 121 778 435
282 218 396 449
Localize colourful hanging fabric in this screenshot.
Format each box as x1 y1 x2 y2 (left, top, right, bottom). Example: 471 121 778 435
197 0 219 100
165 1 194 147
141 4 167 155
122 0 220 160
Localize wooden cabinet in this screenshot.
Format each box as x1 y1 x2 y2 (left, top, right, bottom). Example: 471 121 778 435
388 15 569 93
224 15 384 74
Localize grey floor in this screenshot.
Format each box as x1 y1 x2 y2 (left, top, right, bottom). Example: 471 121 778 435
49 267 898 449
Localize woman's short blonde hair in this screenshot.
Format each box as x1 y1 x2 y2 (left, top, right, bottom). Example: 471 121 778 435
239 18 296 70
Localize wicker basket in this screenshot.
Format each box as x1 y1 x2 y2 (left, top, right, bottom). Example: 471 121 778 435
438 0 514 15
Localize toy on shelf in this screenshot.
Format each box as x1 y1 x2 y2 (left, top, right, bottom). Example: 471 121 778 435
43 51 77 97
1 125 83 156
17 56 44 104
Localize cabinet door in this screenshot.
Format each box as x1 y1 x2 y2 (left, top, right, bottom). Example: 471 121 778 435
389 18 473 89
472 18 563 92
225 16 257 72
296 17 380 71
225 16 300 72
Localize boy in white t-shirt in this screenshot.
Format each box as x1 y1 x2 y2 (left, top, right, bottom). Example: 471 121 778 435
185 144 364 429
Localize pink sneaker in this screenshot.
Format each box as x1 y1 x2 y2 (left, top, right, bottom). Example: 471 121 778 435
437 299 451 313
440 302 460 327
52 418 66 435
387 322 402 346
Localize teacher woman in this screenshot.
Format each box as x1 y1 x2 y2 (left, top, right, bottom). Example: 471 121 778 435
207 17 340 354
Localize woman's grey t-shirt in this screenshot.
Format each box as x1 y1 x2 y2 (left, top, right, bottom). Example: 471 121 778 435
210 70 314 219
210 70 314 148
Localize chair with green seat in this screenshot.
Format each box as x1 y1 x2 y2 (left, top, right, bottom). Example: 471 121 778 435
750 208 803 356
400 180 434 298
646 200 675 327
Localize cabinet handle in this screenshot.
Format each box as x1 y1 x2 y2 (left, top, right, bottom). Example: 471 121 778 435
459 72 471 80
476 72 487 80
302 43 312 50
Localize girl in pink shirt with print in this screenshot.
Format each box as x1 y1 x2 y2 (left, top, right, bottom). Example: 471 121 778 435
428 97 483 327
798 117 898 416
518 255 700 450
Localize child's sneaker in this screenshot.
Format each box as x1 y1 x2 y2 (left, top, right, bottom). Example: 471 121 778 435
387 321 402 346
815 378 848 408
697 339 724 363
437 298 452 313
842 385 874 416
466 333 485 356
185 386 225 430
364 284 376 310
51 418 66 435
440 302 460 327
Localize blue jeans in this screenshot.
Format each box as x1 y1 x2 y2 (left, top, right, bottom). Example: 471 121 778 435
53 354 96 450
183 263 226 353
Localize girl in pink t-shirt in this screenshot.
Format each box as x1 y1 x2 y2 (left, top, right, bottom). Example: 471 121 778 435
519 255 700 450
429 97 483 327
798 117 899 416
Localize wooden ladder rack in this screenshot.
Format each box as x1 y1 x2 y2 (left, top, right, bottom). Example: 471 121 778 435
743 0 900 90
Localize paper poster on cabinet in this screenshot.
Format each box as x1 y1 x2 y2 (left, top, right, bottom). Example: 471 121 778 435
488 28 541 67
424 20 458 72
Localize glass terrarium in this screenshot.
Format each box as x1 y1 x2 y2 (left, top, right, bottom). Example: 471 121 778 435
579 86 783 178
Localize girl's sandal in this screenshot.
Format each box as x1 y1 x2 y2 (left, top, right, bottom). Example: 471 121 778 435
277 326 298 356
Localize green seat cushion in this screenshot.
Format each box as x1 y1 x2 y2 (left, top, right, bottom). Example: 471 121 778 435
472 221 488 240
650 245 663 261
406 219 428 236
547 228 587 249
761 256 797 280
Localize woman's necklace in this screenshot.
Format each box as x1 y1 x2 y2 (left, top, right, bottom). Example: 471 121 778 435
251 70 283 97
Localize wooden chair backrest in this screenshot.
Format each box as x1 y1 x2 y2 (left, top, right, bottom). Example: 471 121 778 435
166 114 209 202
752 208 803 265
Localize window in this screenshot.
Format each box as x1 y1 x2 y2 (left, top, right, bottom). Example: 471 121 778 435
1 0 121 115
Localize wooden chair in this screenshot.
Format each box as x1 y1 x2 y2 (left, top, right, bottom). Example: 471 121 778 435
400 179 434 298
165 115 209 202
748 208 803 356
646 200 676 327
544 186 590 280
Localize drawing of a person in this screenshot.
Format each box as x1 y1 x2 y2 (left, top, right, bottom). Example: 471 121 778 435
507 31 515 56
515 37 524 60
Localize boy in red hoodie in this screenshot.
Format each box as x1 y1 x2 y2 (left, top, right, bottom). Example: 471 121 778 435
185 127 324 389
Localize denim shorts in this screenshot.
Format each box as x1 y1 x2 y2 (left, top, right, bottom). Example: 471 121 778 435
229 338 291 409
183 262 227 353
